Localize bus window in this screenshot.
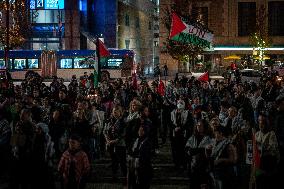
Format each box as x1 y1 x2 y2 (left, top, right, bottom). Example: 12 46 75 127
0 59 4 69
14 59 27 69
60 59 72 68
107 59 123 68
28 59 39 69
74 58 88 68
0 59 13 69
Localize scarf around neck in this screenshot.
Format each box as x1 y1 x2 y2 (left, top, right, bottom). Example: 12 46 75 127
211 138 231 160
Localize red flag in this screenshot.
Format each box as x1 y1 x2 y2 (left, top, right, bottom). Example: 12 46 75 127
198 71 209 82
169 12 187 39
157 79 165 96
132 72 138 90
97 39 111 57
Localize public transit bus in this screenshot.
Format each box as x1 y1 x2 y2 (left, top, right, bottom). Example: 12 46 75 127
0 49 135 80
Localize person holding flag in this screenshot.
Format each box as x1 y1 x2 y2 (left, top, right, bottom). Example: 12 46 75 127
95 38 111 88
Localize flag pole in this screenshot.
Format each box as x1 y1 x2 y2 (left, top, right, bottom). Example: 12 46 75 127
95 37 101 87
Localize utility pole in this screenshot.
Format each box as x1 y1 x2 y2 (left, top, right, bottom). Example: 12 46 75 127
4 0 10 69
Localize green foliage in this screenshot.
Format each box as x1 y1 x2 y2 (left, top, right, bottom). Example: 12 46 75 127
250 4 271 62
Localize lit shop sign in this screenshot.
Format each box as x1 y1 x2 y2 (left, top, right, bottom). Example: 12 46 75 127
30 0 64 9
213 47 284 51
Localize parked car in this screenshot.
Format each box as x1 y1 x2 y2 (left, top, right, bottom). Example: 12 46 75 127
274 63 284 77
240 69 262 84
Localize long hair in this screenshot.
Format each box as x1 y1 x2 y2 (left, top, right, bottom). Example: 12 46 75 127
193 119 209 136
258 113 271 132
112 105 124 119
129 99 142 113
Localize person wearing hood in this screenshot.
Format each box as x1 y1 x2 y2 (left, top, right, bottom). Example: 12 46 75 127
128 124 153 189
170 99 194 169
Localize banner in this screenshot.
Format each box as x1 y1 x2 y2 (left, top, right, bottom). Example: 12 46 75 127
169 12 214 48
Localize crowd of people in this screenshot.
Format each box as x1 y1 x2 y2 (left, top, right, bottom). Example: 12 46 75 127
0 70 283 189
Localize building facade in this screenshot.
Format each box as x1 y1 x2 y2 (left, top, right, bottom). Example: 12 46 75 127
28 0 80 50
117 0 159 74
80 0 159 74
159 0 284 75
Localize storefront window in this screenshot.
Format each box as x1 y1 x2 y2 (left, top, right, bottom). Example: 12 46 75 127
28 59 40 69
60 59 72 68
14 59 27 70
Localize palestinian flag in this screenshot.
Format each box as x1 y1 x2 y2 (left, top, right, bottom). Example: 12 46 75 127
169 12 213 48
97 39 111 57
95 39 111 87
198 71 209 82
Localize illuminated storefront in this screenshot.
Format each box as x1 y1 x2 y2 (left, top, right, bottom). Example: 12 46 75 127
29 0 65 50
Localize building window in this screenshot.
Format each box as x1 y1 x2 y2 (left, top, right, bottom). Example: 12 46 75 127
60 59 73 69
14 59 27 70
148 21 152 30
125 14 130 26
154 24 159 30
268 1 284 36
27 59 39 69
154 41 159 47
238 2 256 36
136 38 140 49
135 17 140 28
154 33 159 38
125 39 130 49
192 7 208 26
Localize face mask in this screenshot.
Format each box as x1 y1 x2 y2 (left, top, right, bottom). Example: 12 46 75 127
177 103 185 109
